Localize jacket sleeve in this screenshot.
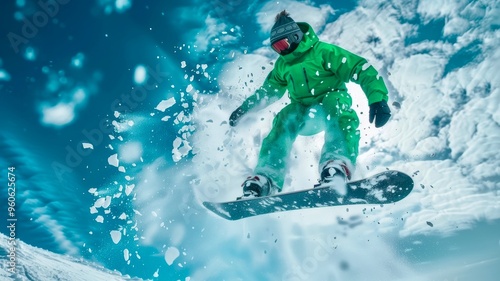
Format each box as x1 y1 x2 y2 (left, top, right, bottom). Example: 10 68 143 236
238 67 288 113
323 44 389 105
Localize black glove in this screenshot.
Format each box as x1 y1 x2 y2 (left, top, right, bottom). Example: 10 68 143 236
229 106 247 127
369 100 391 128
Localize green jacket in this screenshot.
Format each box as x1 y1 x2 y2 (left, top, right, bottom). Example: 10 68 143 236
239 22 388 112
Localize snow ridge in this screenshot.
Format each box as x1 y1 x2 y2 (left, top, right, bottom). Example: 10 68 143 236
0 233 147 281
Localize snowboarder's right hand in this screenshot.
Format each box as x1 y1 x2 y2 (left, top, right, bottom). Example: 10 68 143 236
229 106 246 127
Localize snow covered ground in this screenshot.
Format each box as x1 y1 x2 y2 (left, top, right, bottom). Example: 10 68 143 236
0 233 146 281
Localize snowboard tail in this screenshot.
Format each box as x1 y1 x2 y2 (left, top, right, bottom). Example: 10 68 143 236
203 170 414 220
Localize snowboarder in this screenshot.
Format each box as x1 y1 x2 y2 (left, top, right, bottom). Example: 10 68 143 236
229 10 391 199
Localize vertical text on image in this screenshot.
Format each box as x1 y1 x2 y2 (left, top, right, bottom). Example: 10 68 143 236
6 166 17 275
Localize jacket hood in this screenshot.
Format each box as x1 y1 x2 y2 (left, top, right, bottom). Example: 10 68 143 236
280 22 319 62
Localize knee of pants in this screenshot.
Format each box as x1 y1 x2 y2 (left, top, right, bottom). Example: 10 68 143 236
339 109 360 133
272 106 305 133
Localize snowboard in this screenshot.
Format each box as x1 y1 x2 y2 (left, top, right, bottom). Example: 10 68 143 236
203 170 413 220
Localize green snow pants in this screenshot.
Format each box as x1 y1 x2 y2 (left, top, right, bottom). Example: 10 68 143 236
254 91 360 190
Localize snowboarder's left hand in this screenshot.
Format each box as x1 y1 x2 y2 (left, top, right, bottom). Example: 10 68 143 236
229 106 246 127
369 100 391 128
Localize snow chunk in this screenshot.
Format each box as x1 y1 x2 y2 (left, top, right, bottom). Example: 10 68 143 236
94 196 111 208
124 249 130 262
111 119 134 133
134 65 147 84
125 184 135 196
342 57 347 63
40 102 75 127
108 153 119 167
180 61 187 68
110 230 121 244
172 137 192 162
174 111 186 124
165 247 180 266
309 108 317 118
111 120 122 132
95 215 104 223
82 142 93 149
103 196 112 208
94 197 105 208
155 97 176 112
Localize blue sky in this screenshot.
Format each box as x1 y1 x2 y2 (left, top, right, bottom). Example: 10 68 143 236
1 0 499 280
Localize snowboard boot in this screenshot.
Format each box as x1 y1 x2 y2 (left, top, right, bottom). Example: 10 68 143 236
237 175 277 200
318 160 351 196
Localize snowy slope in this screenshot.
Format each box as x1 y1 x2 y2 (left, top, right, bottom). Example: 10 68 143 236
0 234 146 281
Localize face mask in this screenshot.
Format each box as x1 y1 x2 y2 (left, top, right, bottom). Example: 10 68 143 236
271 38 290 54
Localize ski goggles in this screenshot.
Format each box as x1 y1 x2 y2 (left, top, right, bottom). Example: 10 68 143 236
271 38 290 54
